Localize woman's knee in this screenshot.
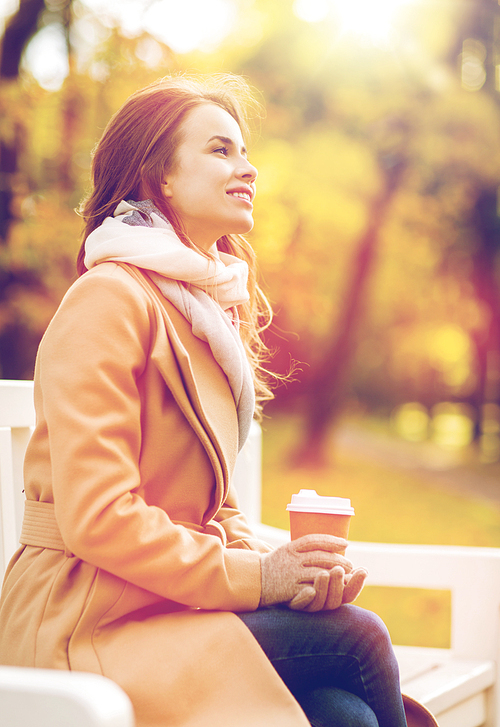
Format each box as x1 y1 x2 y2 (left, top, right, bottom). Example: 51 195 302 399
339 605 392 646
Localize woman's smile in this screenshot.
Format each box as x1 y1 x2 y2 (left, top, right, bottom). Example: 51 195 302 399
227 190 253 202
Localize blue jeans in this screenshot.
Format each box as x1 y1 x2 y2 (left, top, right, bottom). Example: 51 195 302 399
238 605 407 727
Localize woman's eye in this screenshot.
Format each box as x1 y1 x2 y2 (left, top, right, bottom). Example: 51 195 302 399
213 146 229 156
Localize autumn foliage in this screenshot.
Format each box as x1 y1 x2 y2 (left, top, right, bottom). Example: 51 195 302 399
1 0 500 465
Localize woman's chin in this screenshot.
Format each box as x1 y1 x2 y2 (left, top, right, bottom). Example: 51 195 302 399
230 217 254 236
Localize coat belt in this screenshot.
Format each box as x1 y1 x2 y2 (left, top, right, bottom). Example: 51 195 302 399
20 501 227 557
20 500 73 557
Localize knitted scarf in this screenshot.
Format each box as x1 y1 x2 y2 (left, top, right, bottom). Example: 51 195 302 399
84 200 255 449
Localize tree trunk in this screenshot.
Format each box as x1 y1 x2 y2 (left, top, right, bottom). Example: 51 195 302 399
0 0 45 78
292 156 406 468
0 0 47 376
469 188 500 421
0 0 46 242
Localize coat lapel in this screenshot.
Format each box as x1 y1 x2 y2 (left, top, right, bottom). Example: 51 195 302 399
122 265 239 514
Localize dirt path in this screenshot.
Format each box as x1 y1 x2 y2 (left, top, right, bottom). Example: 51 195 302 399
336 423 500 507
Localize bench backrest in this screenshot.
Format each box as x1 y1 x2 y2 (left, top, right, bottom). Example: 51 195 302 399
0 380 35 576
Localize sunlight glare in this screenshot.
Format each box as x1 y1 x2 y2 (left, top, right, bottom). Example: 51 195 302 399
331 0 414 45
80 0 145 36
294 0 330 24
294 0 416 45
0 0 17 35
80 0 236 54
23 24 69 90
144 0 236 54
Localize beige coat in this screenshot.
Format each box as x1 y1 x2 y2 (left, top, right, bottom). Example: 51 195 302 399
0 262 310 727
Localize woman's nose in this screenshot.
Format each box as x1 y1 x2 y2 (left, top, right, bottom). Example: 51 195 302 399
238 159 258 182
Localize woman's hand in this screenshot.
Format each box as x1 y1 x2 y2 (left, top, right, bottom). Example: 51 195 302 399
288 566 368 612
342 567 368 605
259 534 352 608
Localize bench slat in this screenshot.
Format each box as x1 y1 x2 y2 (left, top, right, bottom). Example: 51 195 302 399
395 645 452 681
430 693 487 727
395 645 495 725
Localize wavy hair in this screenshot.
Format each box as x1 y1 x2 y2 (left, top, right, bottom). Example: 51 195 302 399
77 73 277 413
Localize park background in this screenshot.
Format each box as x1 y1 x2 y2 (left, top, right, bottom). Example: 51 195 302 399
1 0 500 648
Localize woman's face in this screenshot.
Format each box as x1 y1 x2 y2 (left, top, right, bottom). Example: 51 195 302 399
163 103 258 251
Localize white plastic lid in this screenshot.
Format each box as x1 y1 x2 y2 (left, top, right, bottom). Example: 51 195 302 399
286 489 355 515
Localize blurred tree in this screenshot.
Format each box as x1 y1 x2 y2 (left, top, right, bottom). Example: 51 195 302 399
0 0 45 238
452 0 500 442
0 0 50 376
292 151 407 466
0 2 179 378
1 0 500 457
468 188 500 422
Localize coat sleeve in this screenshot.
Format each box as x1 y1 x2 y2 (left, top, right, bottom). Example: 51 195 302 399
35 265 262 612
215 484 273 553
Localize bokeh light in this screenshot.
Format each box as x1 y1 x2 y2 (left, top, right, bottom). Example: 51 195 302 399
426 324 473 391
294 0 418 45
293 0 330 24
479 403 500 462
78 0 236 53
431 403 475 450
142 0 236 54
461 38 487 91
22 24 69 90
392 403 430 442
334 0 414 43
18 0 238 88
0 0 16 35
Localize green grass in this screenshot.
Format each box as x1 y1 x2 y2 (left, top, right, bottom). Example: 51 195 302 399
261 414 500 648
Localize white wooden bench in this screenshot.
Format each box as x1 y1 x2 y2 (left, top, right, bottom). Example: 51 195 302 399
2 379 500 726
0 380 135 726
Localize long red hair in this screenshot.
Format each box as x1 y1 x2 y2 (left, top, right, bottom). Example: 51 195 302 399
78 73 276 411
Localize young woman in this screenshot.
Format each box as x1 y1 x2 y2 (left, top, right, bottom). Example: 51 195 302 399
0 74 411 727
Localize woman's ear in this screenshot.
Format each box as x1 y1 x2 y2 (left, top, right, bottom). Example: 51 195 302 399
161 168 176 198
162 180 173 198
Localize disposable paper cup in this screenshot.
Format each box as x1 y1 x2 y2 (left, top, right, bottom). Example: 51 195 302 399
286 489 355 552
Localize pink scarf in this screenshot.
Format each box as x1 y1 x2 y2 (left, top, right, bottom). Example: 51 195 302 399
84 200 255 449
